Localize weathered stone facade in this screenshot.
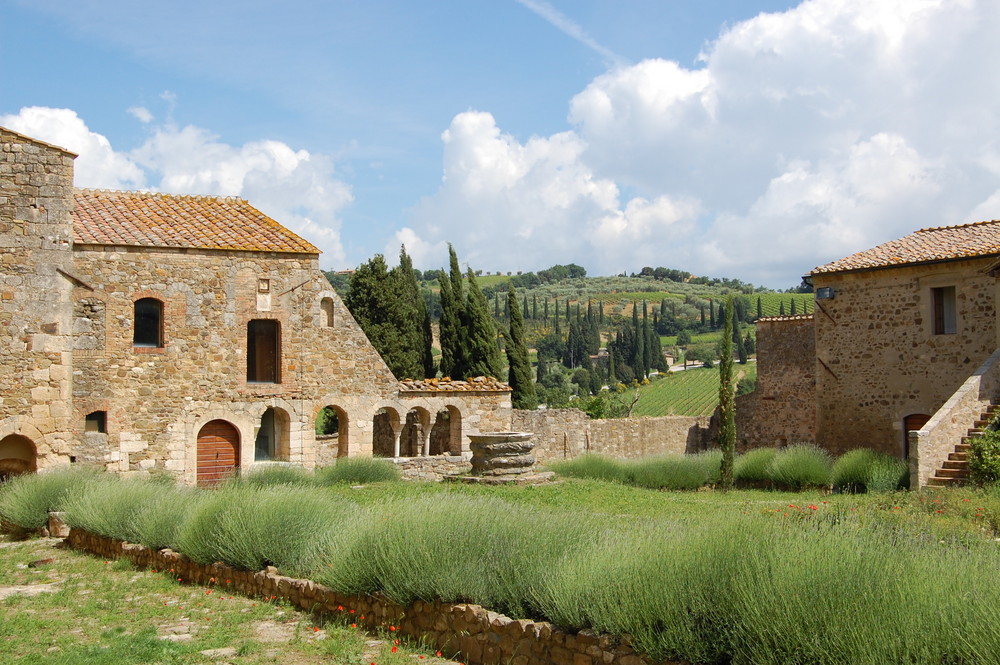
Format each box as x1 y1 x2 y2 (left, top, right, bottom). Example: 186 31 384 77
0 127 512 484
735 316 816 450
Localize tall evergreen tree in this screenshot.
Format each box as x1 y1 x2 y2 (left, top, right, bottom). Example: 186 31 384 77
608 347 617 383
504 285 537 409
464 267 503 378
437 273 465 379
565 299 571 322
395 246 434 378
642 301 652 377
718 296 736 491
709 298 716 328
732 314 747 365
779 301 786 316
543 299 549 325
756 296 763 320
532 294 538 320
523 295 529 321
494 292 500 318
791 299 797 315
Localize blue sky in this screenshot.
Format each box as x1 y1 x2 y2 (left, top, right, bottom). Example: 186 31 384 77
3 0 998 288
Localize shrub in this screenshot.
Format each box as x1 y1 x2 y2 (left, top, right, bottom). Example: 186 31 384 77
546 454 630 483
733 448 777 483
0 467 99 530
62 476 163 543
833 448 909 493
969 430 1000 486
765 445 832 489
134 488 208 550
315 458 400 485
225 464 316 488
628 451 722 490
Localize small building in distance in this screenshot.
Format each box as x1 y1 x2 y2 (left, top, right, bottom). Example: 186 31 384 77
0 126 511 485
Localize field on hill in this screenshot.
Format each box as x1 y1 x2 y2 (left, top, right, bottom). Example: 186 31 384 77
631 362 757 417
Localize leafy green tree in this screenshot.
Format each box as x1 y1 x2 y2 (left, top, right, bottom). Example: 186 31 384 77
718 296 736 491
676 328 692 347
504 285 537 409
464 267 503 378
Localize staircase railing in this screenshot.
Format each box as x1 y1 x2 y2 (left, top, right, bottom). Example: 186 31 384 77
910 347 1000 488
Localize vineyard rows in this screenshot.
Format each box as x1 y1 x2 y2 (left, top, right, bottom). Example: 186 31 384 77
631 363 757 417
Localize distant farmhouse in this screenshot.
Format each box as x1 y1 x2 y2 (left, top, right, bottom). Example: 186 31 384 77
742 221 1000 487
0 127 511 486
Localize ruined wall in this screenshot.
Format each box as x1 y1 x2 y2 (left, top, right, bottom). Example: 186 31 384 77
736 316 816 450
812 261 997 457
70 243 401 481
0 129 76 471
512 409 711 463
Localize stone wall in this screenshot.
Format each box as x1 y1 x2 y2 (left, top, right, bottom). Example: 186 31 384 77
0 129 77 472
68 528 669 665
512 409 711 462
812 261 998 457
394 454 472 481
736 316 816 450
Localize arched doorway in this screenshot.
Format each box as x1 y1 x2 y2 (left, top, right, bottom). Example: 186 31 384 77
430 406 463 455
372 408 400 457
903 414 931 459
0 434 36 482
315 405 349 458
197 420 240 488
254 407 290 461
401 408 431 456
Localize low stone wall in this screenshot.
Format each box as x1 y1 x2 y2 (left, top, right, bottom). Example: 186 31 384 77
512 409 711 462
911 347 1000 487
392 455 472 481
66 529 669 665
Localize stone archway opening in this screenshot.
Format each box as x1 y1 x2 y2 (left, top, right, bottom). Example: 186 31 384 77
430 406 464 456
0 434 36 482
373 408 401 458
196 420 240 488
401 408 431 457
315 405 349 458
255 407 291 462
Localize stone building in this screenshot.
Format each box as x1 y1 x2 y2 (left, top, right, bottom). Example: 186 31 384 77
746 221 1000 486
0 127 511 485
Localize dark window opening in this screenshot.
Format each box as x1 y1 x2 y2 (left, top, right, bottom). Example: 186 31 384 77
247 319 280 383
932 286 956 335
133 298 163 347
321 297 335 328
85 411 107 433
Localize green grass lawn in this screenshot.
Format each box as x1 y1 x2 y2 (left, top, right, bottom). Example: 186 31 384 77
630 363 756 417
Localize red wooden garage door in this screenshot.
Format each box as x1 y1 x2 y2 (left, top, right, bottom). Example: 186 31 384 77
197 420 240 488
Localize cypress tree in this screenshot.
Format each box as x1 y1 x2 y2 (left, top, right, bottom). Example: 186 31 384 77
733 314 747 364
756 296 763 320
464 267 503 378
709 298 716 328
700 305 706 327
633 303 645 378
642 301 652 377
543 299 549 325
791 299 797 315
494 292 501 318
438 272 464 378
719 295 736 491
599 301 604 324
505 285 537 409
608 347 617 383
523 295 529 321
660 298 667 317
395 245 434 378
565 299 571 322
779 301 786 316
532 294 538 320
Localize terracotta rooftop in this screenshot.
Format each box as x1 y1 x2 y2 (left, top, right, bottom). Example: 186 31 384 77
757 314 814 323
810 220 1000 275
399 376 512 393
72 189 319 255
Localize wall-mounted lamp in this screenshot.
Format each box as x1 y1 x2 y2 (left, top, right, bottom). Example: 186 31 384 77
816 287 834 300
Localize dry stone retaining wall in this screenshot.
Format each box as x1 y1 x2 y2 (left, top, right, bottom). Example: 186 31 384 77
512 409 711 462
67 528 671 665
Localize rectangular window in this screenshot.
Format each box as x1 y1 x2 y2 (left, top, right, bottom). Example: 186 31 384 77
247 319 280 383
932 286 957 335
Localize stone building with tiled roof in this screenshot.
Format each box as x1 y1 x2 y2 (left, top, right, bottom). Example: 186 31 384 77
0 127 511 485
743 221 1000 487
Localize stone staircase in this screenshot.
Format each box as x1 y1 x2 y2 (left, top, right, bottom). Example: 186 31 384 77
927 402 999 487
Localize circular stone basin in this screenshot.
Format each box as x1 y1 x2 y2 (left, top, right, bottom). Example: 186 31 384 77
468 432 536 476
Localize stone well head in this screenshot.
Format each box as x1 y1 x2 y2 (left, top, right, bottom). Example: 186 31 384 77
468 432 536 476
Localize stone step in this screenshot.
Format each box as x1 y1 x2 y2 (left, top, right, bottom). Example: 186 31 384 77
949 452 969 462
942 460 968 470
935 467 969 479
928 475 968 487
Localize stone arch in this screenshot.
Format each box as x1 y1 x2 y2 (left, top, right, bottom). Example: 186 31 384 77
401 407 432 457
320 297 335 328
0 434 37 481
430 405 464 456
903 413 931 460
254 406 291 462
315 404 349 458
196 420 240 488
372 407 401 458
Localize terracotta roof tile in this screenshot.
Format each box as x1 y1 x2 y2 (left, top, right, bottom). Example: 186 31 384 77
72 189 319 255
399 376 511 393
811 220 1000 275
757 314 814 323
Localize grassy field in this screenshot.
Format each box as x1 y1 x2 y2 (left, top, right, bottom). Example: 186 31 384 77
631 363 757 417
0 535 453 665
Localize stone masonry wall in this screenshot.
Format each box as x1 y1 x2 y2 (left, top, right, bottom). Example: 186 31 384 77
68 528 669 665
812 261 997 457
512 409 711 462
0 129 76 470
736 316 816 450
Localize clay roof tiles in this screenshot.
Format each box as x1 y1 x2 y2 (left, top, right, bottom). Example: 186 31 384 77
72 189 319 255
810 220 1000 276
399 376 512 393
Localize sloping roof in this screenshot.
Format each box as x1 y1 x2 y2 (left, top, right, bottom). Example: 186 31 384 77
811 220 1000 276
756 314 814 323
72 189 319 255
0 126 78 157
399 376 512 393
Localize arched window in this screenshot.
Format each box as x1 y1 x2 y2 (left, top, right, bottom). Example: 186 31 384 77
321 297 335 328
133 298 163 348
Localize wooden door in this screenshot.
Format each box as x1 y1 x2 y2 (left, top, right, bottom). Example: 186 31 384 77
903 414 931 459
197 420 240 488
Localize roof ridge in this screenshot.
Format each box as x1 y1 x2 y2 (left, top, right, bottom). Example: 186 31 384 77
74 188 246 203
915 219 1000 233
